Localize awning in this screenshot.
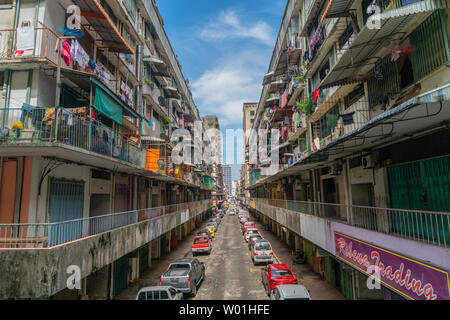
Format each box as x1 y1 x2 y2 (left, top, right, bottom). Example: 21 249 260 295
93 86 122 124
263 71 274 86
71 0 134 54
91 77 141 121
164 86 181 99
274 51 288 77
322 0 355 19
143 57 170 77
319 0 441 89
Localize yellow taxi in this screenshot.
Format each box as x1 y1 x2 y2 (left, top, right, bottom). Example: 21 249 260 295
205 225 216 238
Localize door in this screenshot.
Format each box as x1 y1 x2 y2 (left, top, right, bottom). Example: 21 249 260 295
388 156 450 245
113 256 129 297
48 179 84 246
114 175 132 213
0 160 17 225
139 245 149 274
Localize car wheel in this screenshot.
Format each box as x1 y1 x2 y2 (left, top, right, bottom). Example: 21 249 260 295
191 282 197 297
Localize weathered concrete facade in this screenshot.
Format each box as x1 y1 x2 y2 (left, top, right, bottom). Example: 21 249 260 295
0 201 212 299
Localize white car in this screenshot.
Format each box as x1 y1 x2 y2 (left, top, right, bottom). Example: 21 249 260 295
136 286 183 300
251 240 274 265
270 285 311 300
244 228 259 242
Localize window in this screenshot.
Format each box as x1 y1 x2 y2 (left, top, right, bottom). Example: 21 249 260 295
250 111 255 116
316 103 340 139
338 23 353 49
271 269 293 277
159 291 169 299
344 84 365 110
138 292 146 300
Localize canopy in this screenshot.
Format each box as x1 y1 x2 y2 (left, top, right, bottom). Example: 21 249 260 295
93 86 123 124
319 0 440 89
71 0 134 54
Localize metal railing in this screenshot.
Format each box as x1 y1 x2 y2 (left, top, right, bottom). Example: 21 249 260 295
0 27 59 64
0 200 212 249
0 107 142 166
250 198 450 248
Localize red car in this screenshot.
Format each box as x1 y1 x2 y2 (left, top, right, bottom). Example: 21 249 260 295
242 221 256 234
261 264 297 295
192 236 212 256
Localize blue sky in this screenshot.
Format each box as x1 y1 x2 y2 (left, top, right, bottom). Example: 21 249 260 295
158 0 287 179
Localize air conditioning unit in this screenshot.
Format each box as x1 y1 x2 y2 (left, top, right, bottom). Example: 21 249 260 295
158 96 166 107
329 163 343 176
362 154 378 169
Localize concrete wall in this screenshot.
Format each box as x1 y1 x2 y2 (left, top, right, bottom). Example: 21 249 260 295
0 201 211 299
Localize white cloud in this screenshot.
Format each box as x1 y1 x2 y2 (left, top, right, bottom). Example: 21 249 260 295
191 50 267 128
198 9 274 46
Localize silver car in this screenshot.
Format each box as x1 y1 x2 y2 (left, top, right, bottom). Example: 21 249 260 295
270 285 311 300
136 286 183 300
251 240 274 265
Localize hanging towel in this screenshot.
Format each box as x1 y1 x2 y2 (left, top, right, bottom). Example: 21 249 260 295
16 26 35 51
62 40 71 66
314 89 320 103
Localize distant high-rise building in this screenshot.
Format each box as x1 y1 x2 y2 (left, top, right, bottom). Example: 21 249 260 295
222 166 232 196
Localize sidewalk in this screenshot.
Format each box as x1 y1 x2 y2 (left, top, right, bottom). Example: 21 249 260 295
114 221 208 300
252 217 346 300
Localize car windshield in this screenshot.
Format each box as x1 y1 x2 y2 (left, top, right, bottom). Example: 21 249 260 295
169 263 190 270
256 243 271 250
272 269 293 277
250 236 262 242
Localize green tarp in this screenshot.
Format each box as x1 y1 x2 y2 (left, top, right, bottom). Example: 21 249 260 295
93 87 123 124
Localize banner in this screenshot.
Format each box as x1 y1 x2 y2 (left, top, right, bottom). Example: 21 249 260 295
334 232 450 300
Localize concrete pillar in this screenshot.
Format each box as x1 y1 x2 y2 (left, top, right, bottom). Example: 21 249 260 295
294 234 302 252
167 231 171 253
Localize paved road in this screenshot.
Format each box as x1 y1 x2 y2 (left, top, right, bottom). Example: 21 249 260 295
187 213 269 300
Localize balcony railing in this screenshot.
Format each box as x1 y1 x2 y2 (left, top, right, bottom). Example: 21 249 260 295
0 200 212 249
0 27 60 65
0 107 141 166
250 198 450 248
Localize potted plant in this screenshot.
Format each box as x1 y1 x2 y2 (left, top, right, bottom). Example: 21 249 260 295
11 121 24 139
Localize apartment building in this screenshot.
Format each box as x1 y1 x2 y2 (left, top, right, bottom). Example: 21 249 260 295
222 165 232 197
0 0 214 299
246 0 450 300
202 115 225 199
242 102 258 198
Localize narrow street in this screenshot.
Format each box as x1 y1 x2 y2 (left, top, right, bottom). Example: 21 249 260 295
116 208 345 300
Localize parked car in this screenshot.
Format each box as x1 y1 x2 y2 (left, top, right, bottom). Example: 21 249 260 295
196 230 213 241
251 239 274 264
248 234 263 250
206 221 217 231
160 258 205 297
205 225 215 238
192 236 212 256
239 216 248 225
270 285 311 300
261 264 297 296
136 286 183 300
242 221 256 234
244 228 259 242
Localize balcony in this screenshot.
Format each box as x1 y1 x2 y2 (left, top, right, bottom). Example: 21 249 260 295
0 107 141 166
0 27 92 74
252 198 450 248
